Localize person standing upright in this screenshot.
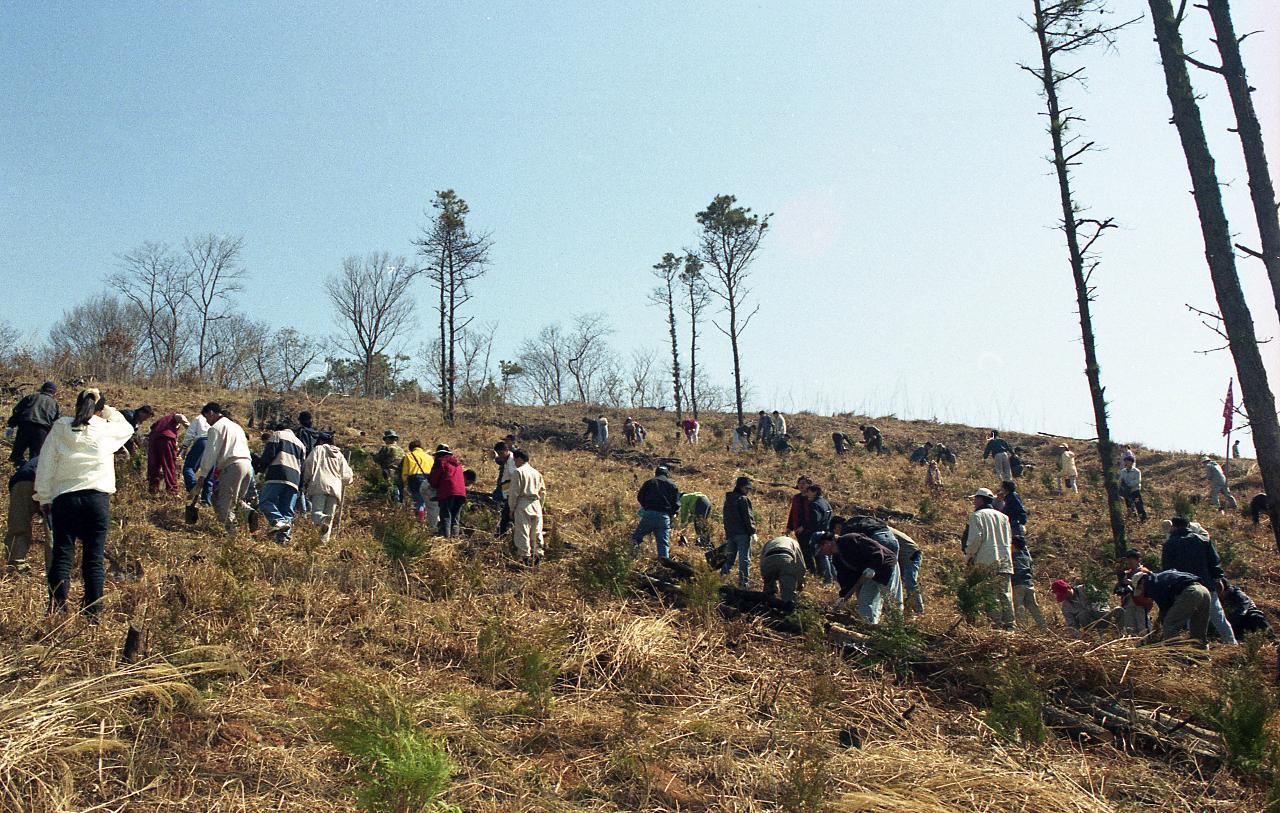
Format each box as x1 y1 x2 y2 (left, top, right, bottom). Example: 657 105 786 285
34 389 135 618
427 444 467 538
1056 444 1079 494
631 466 680 559
721 476 756 587
983 431 1013 482
963 487 1016 629
1118 457 1147 521
756 411 774 446
7 381 59 464
507 449 546 566
195 403 254 533
374 431 405 503
493 441 518 536
998 480 1028 538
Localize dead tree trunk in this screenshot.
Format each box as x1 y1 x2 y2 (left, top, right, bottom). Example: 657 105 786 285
1148 0 1280 548
1200 0 1280 332
1026 0 1131 557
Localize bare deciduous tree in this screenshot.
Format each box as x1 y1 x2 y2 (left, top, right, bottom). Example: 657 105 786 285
627 347 663 409
208 314 267 390
252 327 321 391
564 313 615 404
0 321 20 359
413 190 492 424
183 234 245 375
1022 0 1137 557
695 195 771 426
681 254 711 419
515 323 567 405
325 253 418 397
1147 0 1280 546
649 252 683 420
48 294 147 381
112 241 191 381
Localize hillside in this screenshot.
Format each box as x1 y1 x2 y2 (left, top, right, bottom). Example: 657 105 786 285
1 384 1276 813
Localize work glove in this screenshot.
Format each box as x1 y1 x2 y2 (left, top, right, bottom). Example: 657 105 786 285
832 596 848 612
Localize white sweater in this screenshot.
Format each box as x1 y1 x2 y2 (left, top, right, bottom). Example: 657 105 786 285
965 507 1014 575
181 414 210 451
197 417 251 478
34 407 137 504
302 444 354 498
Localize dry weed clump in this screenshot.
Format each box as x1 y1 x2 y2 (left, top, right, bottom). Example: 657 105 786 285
0 635 237 813
0 384 1272 811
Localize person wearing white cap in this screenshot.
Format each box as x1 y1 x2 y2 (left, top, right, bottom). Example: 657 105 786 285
963 487 1016 629
1202 456 1237 511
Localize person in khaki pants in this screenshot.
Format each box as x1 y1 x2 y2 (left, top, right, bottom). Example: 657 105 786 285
5 455 44 573
507 449 546 566
1134 570 1212 648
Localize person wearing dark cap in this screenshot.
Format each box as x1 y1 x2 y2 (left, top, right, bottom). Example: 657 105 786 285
427 444 466 537
373 431 405 503
493 442 518 535
295 411 322 457
117 404 155 458
6 381 59 464
860 424 884 454
721 476 756 587
1161 515 1236 644
507 449 546 565
631 466 680 559
1132 570 1212 648
1217 580 1272 642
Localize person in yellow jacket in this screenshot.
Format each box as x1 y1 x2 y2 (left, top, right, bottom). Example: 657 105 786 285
401 441 435 522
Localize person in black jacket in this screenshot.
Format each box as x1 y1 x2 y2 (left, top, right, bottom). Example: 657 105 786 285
7 381 59 464
721 476 755 587
1219 581 1272 641
1133 570 1212 647
630 466 680 560
1160 516 1237 644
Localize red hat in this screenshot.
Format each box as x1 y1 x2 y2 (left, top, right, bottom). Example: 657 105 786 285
1050 580 1073 602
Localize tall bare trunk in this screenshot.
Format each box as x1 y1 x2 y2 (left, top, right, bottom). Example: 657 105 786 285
727 299 744 427
1204 0 1280 330
1148 0 1280 546
1032 0 1127 557
666 283 683 421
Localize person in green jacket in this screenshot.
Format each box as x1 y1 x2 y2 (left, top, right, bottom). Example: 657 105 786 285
678 491 713 548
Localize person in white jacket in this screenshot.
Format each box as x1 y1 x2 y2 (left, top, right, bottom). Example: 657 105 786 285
507 449 547 565
301 435 353 544
963 487 1016 629
34 388 136 618
1057 444 1079 494
194 403 253 532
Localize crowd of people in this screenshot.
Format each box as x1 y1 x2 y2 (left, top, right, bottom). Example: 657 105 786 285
2 382 1271 657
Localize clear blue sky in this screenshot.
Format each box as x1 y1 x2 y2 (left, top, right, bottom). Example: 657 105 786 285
2 1 1278 454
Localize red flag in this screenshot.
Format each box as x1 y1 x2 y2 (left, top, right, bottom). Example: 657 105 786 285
1223 379 1234 436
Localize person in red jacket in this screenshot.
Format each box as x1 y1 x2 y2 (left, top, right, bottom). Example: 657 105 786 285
784 476 812 568
427 444 467 538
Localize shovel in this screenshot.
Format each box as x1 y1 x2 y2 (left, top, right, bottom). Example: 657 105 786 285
184 497 199 525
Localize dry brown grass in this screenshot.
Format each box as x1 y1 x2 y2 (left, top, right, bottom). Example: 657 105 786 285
0 384 1273 811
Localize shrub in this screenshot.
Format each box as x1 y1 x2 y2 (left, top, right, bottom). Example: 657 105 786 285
940 565 1003 624
1173 493 1196 521
789 601 828 653
863 615 926 677
1200 636 1278 777
516 647 557 717
777 741 830 813
569 537 634 599
985 662 1046 745
1218 536 1249 579
374 514 430 564
323 694 460 813
1039 471 1054 492
679 559 724 622
916 498 938 524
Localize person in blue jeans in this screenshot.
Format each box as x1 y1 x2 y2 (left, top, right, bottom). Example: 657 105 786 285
182 406 217 505
257 422 306 545
721 476 756 587
631 466 680 559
